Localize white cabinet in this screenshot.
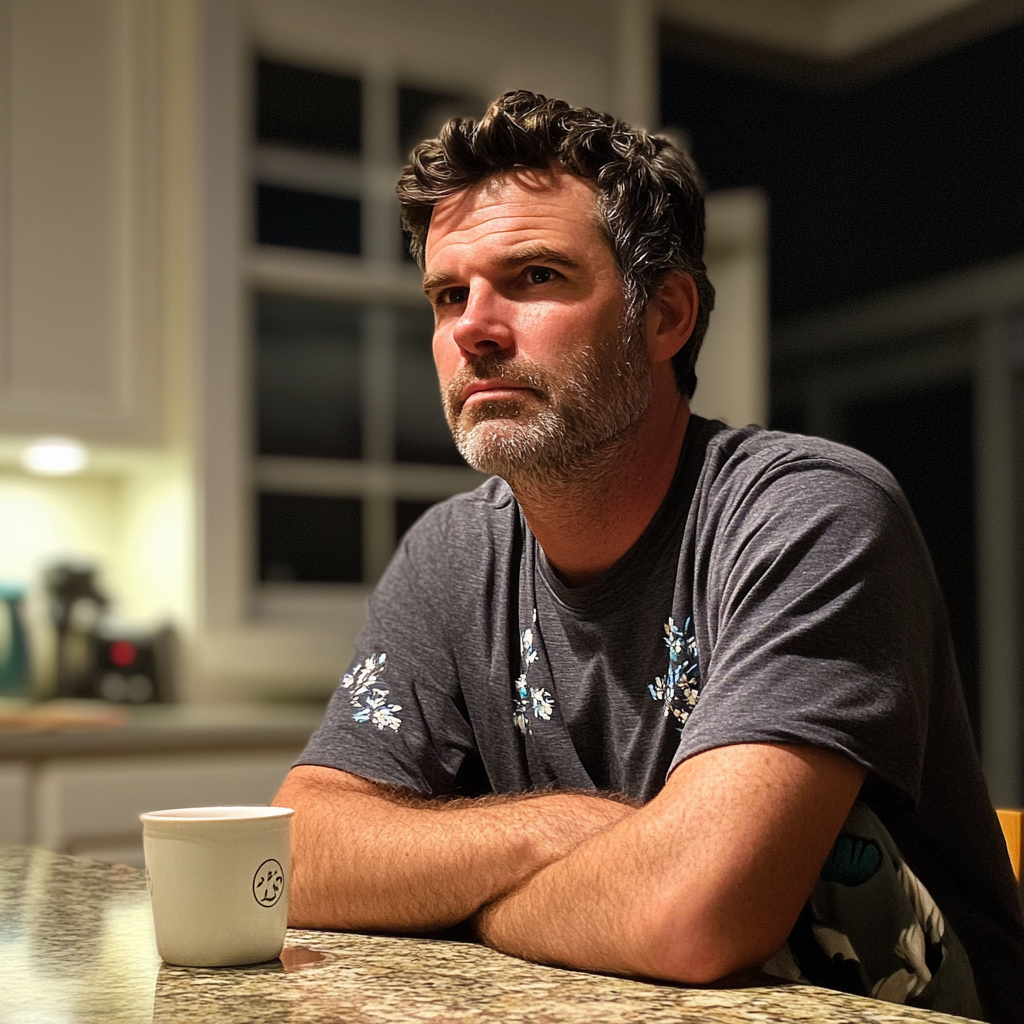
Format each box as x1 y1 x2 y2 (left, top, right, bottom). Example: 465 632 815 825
0 0 160 443
32 750 299 867
0 762 29 843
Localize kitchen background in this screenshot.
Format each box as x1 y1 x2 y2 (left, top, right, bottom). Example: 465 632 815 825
0 0 1020 846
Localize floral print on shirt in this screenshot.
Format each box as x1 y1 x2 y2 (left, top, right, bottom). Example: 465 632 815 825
648 616 702 726
341 652 403 731
513 610 555 734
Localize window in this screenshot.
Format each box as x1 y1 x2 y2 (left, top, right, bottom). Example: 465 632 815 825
771 320 981 743
250 57 483 588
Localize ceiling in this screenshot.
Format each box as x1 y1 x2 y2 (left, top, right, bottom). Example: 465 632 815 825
660 0 1024 86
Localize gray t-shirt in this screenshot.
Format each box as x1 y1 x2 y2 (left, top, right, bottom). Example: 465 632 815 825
300 417 1024 1022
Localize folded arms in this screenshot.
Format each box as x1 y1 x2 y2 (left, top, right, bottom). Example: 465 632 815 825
274 741 865 984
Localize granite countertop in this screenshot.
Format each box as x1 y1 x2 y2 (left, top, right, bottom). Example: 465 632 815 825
0 702 326 758
0 846 979 1024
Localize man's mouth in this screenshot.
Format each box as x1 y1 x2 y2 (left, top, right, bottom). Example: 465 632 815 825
456 378 544 415
461 380 534 407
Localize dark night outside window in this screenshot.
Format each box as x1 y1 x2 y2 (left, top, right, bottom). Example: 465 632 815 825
396 499 437 543
257 293 362 460
253 58 479 587
256 185 361 256
259 493 363 583
395 306 463 465
256 58 361 154
398 84 468 156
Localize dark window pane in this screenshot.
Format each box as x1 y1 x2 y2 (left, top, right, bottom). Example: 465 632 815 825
256 58 361 154
395 306 464 465
257 293 362 459
259 493 362 583
844 380 978 747
396 499 437 543
257 184 361 255
398 85 478 157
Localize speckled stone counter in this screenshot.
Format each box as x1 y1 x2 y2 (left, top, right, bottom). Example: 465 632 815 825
0 847 980 1024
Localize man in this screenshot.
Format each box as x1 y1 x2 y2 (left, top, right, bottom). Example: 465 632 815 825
275 91 1024 1021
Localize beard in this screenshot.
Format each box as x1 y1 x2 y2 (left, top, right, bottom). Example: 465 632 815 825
441 313 652 487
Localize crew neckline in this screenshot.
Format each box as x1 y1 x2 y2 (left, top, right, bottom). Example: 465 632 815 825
533 415 723 615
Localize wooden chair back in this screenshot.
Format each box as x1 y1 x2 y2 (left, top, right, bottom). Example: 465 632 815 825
996 809 1022 883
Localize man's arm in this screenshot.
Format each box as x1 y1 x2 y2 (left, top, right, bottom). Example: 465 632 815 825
273 765 637 933
473 742 866 984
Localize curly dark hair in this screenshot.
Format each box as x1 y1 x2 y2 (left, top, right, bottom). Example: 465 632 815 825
397 90 715 398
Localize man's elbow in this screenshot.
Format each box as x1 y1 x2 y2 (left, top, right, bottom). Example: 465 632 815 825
636 897 791 985
644 937 780 986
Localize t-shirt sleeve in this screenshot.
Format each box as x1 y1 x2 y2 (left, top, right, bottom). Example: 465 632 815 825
672 446 941 805
296 505 479 796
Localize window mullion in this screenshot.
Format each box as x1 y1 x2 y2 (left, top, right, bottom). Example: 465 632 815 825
360 68 401 582
362 305 398 581
361 67 399 264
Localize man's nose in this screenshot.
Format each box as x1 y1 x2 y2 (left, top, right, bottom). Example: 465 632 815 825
451 287 515 357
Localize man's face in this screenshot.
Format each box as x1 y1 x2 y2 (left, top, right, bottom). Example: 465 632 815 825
423 169 651 485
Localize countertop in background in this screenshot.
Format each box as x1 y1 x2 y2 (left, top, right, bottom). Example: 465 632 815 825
0 702 328 858
0 702 327 758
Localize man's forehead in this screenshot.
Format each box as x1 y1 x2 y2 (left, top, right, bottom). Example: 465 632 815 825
425 168 602 261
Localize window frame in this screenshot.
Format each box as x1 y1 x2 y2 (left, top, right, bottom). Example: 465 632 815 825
249 61 484 593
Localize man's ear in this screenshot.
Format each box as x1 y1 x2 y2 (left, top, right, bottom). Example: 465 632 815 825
647 271 698 363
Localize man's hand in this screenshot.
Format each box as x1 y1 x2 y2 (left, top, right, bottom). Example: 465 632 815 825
472 742 866 984
273 766 636 933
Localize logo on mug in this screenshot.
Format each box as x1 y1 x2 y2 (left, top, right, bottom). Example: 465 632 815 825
252 859 285 907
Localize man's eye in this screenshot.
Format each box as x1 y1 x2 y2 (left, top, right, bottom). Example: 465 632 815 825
528 267 554 284
439 287 469 305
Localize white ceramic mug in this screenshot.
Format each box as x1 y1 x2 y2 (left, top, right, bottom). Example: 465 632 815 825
141 806 294 967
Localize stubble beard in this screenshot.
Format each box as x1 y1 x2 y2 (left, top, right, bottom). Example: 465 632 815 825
441 314 652 491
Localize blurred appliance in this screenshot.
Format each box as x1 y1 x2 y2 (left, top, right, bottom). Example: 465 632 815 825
91 626 175 704
46 563 174 703
47 563 107 698
0 583 31 697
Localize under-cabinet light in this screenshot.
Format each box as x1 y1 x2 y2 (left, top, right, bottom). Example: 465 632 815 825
22 438 89 476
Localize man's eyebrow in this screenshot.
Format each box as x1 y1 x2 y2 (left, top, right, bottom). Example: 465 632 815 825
422 245 582 294
498 244 581 270
422 270 456 293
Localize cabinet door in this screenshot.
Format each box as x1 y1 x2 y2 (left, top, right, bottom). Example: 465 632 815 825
0 0 159 443
35 750 300 866
0 761 29 843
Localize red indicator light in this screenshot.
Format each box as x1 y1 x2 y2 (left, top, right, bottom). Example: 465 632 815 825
109 640 138 668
